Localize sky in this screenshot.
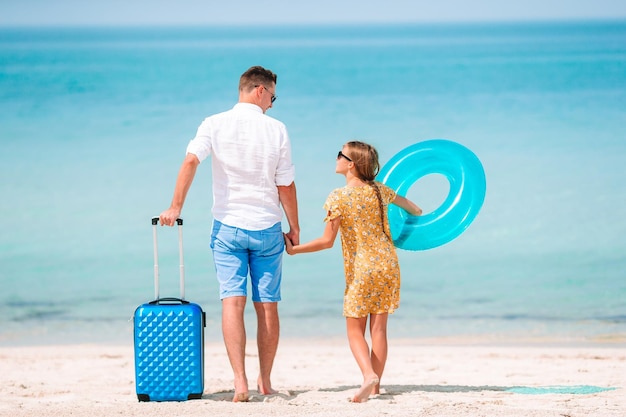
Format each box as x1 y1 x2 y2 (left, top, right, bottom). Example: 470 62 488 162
1 0 626 27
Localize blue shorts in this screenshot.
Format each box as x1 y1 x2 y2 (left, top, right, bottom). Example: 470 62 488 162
210 220 284 302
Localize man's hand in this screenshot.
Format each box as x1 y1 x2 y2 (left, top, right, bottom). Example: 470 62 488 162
159 208 181 226
284 229 299 246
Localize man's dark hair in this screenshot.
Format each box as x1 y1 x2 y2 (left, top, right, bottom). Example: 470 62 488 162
239 66 277 92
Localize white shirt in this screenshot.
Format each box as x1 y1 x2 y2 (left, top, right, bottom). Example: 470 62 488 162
186 103 295 230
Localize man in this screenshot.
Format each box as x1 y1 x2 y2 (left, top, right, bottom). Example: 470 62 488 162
159 66 299 402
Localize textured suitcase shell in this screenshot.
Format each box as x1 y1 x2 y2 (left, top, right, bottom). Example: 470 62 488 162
134 300 205 401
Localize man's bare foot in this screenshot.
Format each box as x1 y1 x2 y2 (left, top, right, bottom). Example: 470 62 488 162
351 375 379 403
257 377 278 395
233 376 249 402
233 392 249 402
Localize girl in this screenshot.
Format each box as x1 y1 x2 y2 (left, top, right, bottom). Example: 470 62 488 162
284 141 422 402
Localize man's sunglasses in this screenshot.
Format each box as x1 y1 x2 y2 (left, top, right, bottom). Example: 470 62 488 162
255 85 277 103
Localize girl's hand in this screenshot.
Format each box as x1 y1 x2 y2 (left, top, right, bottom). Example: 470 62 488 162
393 195 423 216
283 233 295 255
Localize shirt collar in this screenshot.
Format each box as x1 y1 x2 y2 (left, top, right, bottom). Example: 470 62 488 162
233 102 263 113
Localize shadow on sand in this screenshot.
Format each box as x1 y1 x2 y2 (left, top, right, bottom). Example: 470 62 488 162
200 384 617 402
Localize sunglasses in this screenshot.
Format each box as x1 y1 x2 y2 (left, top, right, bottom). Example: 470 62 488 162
255 85 277 103
337 150 352 162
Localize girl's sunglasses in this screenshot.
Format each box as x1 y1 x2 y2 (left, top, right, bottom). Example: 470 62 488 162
337 151 352 162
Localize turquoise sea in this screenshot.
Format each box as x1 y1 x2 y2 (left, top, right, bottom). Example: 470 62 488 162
1 21 625 346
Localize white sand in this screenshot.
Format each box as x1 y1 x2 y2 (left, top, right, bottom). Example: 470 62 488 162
1 338 624 417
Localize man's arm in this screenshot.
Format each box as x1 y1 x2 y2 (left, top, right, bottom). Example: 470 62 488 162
159 153 200 226
277 181 300 245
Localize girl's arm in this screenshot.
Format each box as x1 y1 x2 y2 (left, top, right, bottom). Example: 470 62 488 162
393 195 423 216
284 215 341 255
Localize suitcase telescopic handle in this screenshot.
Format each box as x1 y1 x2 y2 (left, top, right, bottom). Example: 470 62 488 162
152 217 183 226
151 216 185 301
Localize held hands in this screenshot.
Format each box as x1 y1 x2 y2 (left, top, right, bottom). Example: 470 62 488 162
283 233 296 255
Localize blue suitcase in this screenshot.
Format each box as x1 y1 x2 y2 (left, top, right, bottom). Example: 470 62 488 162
133 217 206 402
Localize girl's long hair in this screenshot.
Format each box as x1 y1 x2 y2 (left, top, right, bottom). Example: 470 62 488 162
344 141 391 240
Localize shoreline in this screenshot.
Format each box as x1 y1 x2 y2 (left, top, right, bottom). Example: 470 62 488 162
3 329 626 348
2 338 624 417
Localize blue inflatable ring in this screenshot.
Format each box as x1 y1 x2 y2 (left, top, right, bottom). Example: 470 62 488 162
378 139 486 251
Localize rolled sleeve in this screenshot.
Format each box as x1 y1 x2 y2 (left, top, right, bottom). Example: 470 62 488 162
274 126 295 186
185 118 213 162
275 164 295 186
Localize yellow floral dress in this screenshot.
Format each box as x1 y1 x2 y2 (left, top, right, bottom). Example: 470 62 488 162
324 182 400 318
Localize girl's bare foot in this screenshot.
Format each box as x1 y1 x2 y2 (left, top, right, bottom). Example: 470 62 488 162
372 381 381 395
351 375 380 403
